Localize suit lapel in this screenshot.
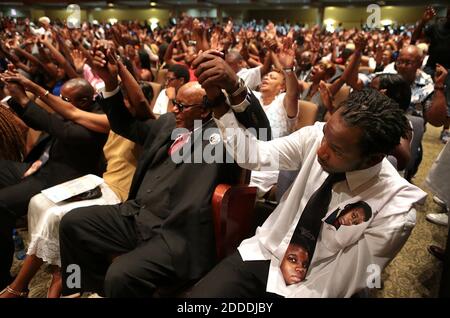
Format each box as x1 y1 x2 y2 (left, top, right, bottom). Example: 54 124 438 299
129 115 175 198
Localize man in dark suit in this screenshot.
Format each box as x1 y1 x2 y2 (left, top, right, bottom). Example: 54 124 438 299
58 50 271 297
0 78 108 291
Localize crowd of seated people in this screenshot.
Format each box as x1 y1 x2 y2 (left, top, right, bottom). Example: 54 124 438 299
0 5 448 298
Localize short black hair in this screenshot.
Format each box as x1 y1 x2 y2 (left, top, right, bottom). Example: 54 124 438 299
374 73 411 111
138 50 151 70
138 81 154 103
341 201 372 221
339 88 410 156
168 63 190 83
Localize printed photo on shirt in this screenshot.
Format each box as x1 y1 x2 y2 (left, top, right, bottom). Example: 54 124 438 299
280 227 314 285
325 200 373 230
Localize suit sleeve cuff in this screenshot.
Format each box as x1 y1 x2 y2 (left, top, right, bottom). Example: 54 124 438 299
100 86 120 99
226 88 251 113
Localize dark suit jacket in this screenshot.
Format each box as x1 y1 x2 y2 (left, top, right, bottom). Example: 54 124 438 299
99 90 270 280
8 98 108 185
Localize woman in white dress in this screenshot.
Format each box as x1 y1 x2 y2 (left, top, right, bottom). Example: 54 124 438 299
0 56 154 298
249 40 300 198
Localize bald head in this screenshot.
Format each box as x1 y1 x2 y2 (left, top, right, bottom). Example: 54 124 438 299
60 78 95 110
396 45 422 84
399 45 421 61
174 82 209 130
176 81 206 104
62 78 95 98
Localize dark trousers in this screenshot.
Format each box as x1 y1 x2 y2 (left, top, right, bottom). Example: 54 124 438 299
188 251 279 298
59 204 177 297
0 160 45 290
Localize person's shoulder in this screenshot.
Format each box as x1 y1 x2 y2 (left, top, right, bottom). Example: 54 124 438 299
252 90 262 99
294 121 324 140
378 159 427 202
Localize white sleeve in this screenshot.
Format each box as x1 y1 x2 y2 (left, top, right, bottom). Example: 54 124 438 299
144 44 159 62
152 90 168 115
288 207 417 298
368 57 377 70
240 66 262 90
214 109 306 171
101 86 120 99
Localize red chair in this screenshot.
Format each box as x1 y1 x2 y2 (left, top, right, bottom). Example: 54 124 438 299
212 183 257 261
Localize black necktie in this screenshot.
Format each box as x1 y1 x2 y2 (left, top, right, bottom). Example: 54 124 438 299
280 173 346 285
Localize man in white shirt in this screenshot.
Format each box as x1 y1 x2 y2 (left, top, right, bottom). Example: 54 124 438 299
189 88 427 298
152 64 190 116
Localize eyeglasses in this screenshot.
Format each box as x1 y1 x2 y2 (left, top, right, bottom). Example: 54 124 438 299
60 94 90 103
60 94 71 102
166 77 178 83
171 99 204 112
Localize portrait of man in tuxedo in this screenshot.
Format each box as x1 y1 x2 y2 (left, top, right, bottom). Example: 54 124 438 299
326 201 373 230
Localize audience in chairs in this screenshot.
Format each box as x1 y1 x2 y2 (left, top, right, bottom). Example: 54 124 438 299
0 6 448 297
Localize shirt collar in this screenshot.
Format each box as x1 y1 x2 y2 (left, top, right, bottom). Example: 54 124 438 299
344 160 383 192
414 69 432 86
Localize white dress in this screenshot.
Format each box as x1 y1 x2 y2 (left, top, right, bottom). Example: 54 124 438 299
250 91 296 197
26 182 121 266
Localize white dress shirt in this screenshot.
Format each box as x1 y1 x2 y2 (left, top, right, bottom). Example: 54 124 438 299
214 113 427 297
152 89 169 115
237 66 262 91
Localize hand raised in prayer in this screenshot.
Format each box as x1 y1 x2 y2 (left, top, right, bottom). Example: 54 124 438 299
92 46 118 91
192 50 239 95
435 64 448 86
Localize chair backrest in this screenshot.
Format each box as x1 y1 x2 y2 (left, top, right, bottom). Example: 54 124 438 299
148 82 162 110
295 100 318 131
156 69 168 85
212 169 257 261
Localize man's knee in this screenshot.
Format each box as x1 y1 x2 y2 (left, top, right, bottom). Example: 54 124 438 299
59 207 91 239
104 258 156 297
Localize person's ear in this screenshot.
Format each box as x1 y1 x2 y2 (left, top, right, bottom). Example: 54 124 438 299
379 88 387 95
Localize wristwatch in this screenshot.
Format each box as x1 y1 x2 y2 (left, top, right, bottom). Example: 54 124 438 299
283 66 295 73
228 77 247 97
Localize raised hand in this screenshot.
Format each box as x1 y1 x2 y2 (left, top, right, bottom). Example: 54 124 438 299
224 20 233 34
1 70 37 92
192 50 238 95
319 80 334 112
422 6 436 23
264 38 278 53
278 39 296 69
435 64 448 86
70 49 87 73
172 28 183 43
0 72 29 106
91 46 118 90
354 33 368 53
